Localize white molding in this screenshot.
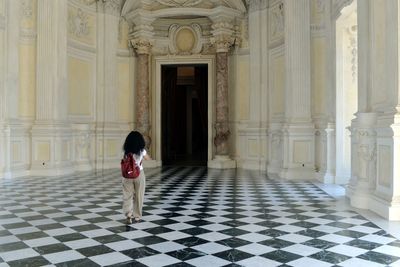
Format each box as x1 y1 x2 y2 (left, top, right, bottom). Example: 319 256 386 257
117 48 131 57
67 39 97 54
153 55 215 166
68 0 97 14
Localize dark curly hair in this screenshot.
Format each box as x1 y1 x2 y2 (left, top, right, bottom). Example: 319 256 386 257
123 131 145 156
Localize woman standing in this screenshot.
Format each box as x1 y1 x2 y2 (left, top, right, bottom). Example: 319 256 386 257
122 131 150 224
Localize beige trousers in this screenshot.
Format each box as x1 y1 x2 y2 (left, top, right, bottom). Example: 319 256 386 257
122 171 146 218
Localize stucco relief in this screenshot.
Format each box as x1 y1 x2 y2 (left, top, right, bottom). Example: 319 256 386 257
21 0 33 19
157 0 202 7
68 8 90 38
271 132 282 161
105 0 121 15
347 25 357 83
75 132 90 159
269 2 284 44
168 24 203 55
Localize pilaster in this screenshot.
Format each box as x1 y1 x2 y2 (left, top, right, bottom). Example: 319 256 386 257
280 0 315 180
31 0 73 176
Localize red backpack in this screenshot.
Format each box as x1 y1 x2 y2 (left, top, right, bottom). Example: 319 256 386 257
121 153 141 179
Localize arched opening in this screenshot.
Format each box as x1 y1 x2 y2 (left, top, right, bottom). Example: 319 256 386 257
335 1 357 184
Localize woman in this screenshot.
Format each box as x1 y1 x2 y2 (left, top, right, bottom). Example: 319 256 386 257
122 131 150 224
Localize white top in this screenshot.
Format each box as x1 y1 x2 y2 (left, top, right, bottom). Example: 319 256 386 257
133 149 146 170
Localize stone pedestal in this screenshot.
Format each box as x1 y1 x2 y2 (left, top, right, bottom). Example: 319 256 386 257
346 112 377 209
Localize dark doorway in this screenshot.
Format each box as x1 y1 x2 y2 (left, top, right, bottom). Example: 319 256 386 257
161 64 208 166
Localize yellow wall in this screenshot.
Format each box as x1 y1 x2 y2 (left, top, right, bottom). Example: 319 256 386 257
236 55 250 120
271 55 285 115
68 56 92 116
118 61 132 121
118 19 129 50
19 44 36 117
312 37 326 115
106 139 118 157
36 142 50 161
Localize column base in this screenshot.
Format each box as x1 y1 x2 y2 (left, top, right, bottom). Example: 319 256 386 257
370 195 400 221
279 167 316 180
208 156 236 169
319 172 335 184
346 183 370 209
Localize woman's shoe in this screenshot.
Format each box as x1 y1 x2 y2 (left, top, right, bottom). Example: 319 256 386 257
134 217 141 223
126 216 132 224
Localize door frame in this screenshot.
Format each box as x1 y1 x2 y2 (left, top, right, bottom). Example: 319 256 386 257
152 55 215 166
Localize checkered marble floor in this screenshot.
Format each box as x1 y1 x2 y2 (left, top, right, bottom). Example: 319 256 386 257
1 167 400 267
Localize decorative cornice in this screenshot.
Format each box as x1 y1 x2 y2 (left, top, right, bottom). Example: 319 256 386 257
67 39 97 54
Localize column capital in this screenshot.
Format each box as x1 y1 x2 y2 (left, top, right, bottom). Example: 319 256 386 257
104 0 122 16
129 37 153 54
210 22 236 53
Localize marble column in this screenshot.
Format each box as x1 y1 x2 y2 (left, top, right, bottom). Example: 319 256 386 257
130 38 152 149
215 51 230 155
208 21 236 168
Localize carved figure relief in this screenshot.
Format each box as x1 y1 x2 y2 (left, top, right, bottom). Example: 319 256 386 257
269 2 284 44
68 8 90 38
